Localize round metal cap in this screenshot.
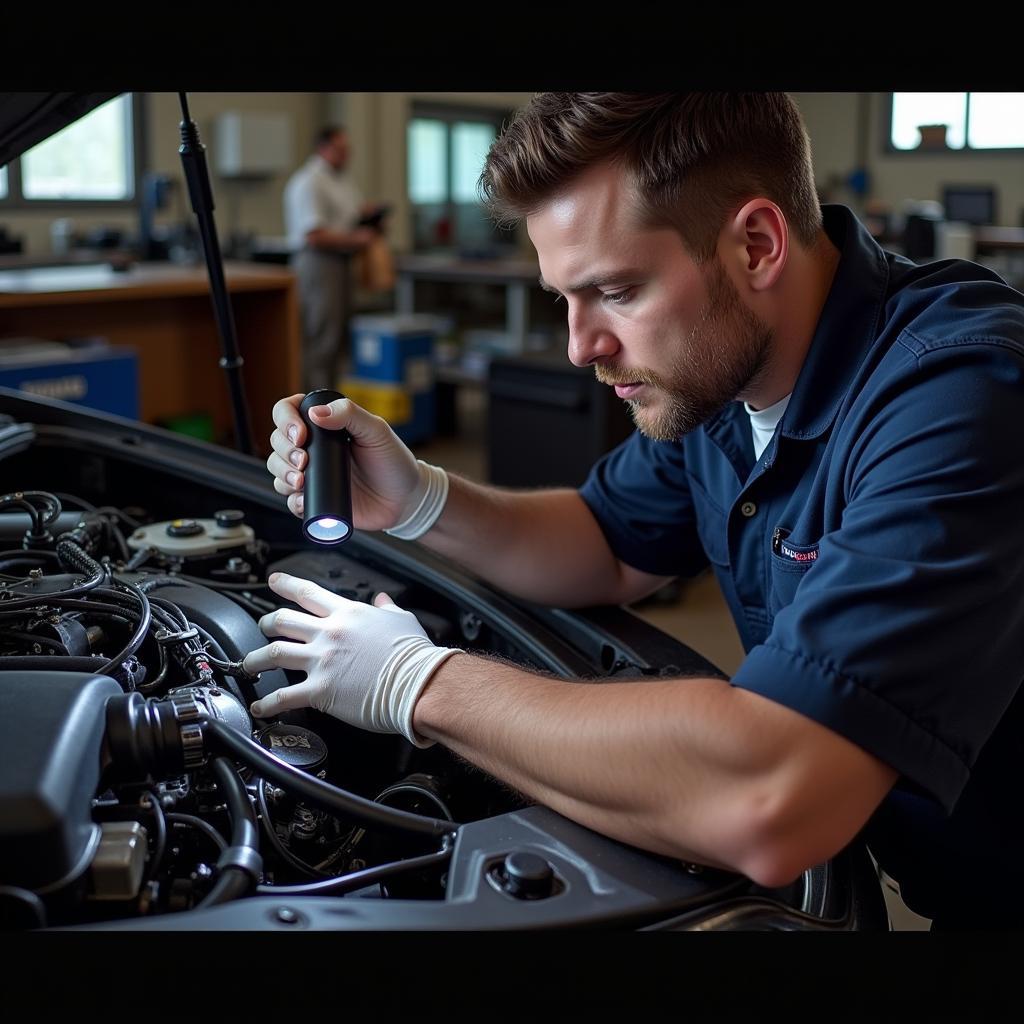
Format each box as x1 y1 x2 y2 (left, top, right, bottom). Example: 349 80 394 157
215 509 245 529
502 851 555 899
256 723 328 773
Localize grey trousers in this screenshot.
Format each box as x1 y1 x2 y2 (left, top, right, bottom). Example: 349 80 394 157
292 248 354 393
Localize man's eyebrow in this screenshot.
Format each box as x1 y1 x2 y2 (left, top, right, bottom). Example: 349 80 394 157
538 271 644 295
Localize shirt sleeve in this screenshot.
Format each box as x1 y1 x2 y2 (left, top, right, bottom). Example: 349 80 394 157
732 336 1024 812
578 430 709 578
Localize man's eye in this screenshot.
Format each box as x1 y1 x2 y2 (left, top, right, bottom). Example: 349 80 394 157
603 288 635 305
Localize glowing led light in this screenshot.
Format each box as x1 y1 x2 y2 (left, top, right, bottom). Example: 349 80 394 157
305 517 351 543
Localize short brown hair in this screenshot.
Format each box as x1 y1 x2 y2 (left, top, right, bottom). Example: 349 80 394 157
479 93 822 261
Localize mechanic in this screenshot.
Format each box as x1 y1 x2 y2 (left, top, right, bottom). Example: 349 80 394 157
248 93 1024 929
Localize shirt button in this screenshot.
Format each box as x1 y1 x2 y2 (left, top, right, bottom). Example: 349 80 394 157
740 501 757 518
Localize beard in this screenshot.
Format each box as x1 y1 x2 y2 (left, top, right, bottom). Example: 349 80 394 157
595 259 773 441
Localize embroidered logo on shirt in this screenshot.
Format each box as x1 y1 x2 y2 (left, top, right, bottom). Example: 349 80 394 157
779 540 818 562
773 527 819 563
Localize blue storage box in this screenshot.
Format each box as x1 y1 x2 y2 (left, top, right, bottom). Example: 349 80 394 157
351 314 436 383
0 341 139 419
349 315 437 444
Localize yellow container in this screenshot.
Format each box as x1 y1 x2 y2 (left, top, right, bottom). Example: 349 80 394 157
340 377 412 426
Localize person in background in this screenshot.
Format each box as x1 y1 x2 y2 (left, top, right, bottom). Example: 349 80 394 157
283 125 386 390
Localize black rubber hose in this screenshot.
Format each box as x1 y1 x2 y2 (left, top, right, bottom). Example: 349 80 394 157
0 599 135 619
97 578 152 674
0 540 104 610
0 491 59 539
0 495 40 522
212 757 259 851
56 538 107 586
165 813 228 854
198 862 253 908
256 779 331 880
148 597 190 631
255 839 453 897
202 717 458 839
95 504 141 530
198 757 261 908
21 490 63 525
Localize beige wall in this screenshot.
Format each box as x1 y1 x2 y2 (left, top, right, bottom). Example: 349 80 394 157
146 91 329 236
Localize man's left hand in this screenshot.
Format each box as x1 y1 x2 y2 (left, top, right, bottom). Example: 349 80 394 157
243 572 459 746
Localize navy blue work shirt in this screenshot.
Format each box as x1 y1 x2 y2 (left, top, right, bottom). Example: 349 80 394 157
579 205 1024 925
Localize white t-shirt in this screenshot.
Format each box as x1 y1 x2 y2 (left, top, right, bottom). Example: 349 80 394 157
744 393 792 461
283 155 364 252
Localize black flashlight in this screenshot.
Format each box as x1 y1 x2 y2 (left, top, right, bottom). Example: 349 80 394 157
299 389 353 544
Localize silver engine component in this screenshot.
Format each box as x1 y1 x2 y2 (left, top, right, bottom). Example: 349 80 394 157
88 821 149 901
126 511 254 558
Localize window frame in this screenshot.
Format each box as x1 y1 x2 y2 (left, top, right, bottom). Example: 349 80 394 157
408 101 512 250
0 93 146 210
884 92 1024 156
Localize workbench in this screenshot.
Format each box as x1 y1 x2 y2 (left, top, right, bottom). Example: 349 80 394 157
0 261 299 452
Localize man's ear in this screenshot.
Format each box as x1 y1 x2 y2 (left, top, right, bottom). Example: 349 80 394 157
720 199 788 293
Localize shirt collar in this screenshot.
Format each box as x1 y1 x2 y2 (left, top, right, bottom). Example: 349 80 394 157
778 204 891 440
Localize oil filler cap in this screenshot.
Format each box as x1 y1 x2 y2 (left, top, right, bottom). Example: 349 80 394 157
256 723 328 775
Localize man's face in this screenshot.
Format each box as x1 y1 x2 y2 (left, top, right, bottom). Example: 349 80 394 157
527 164 773 441
320 132 350 171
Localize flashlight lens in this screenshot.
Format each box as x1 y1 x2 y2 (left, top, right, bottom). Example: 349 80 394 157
306 517 351 543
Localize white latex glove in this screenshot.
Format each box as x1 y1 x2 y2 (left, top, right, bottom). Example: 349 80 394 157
242 572 459 747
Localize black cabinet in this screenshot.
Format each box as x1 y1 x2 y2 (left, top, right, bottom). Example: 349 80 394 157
487 351 635 487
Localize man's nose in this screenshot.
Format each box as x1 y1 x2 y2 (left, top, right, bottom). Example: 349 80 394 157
566 306 620 367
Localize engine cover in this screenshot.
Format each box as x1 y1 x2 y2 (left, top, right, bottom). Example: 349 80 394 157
0 671 121 891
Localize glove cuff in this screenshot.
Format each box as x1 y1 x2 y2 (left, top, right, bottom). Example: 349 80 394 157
378 639 459 747
383 461 450 541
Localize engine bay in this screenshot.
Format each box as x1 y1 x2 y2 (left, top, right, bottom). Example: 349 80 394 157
0 396 888 930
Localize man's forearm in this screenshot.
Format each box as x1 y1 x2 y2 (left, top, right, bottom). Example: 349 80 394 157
419 476 630 607
413 653 897 887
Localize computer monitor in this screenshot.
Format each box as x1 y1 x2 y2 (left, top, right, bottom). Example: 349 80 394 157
942 186 997 226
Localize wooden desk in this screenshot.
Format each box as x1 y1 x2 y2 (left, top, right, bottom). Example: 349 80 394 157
394 253 541 353
0 261 299 451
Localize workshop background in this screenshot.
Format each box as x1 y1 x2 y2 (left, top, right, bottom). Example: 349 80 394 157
3 92 1022 930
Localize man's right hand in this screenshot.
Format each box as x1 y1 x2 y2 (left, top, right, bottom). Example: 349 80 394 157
267 394 425 531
